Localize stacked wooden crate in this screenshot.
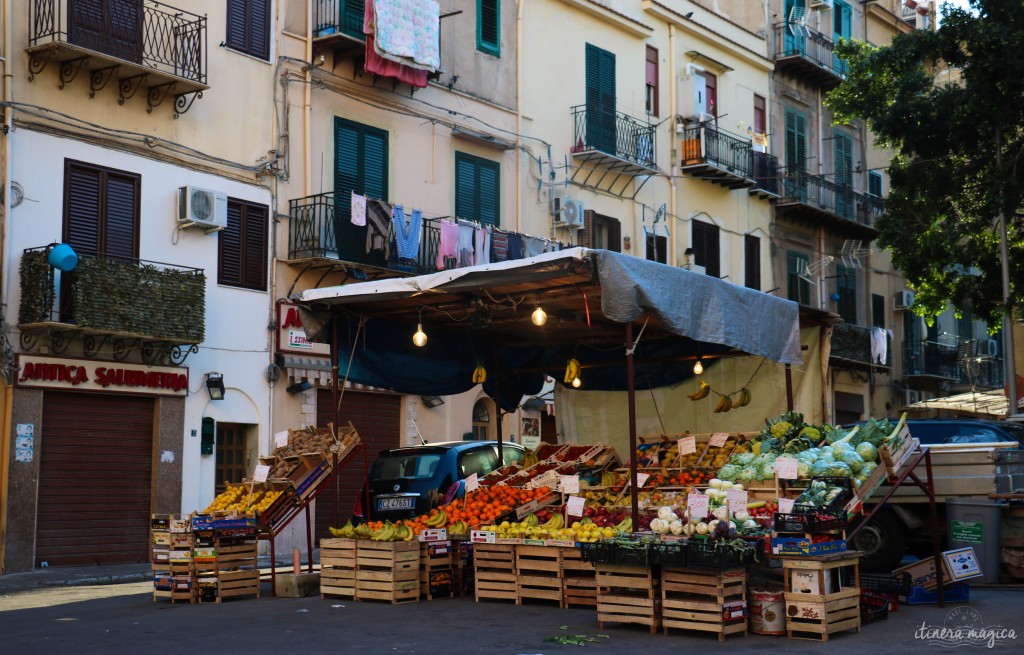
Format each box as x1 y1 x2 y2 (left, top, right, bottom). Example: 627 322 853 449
516 544 563 606
355 541 420 604
194 534 261 603
560 546 597 608
661 567 748 640
782 553 862 641
320 538 357 599
151 515 194 604
473 543 517 602
596 563 661 634
453 540 474 596
420 539 454 600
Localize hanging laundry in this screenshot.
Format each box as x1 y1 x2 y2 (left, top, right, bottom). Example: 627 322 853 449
363 0 427 87
350 192 367 226
392 205 422 260
436 219 459 270
523 235 547 258
871 327 890 365
475 225 490 265
505 233 524 260
365 199 392 260
372 0 441 72
457 220 477 267
490 227 508 262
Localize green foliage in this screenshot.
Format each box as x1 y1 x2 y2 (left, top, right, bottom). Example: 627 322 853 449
18 250 52 325
826 1 1024 327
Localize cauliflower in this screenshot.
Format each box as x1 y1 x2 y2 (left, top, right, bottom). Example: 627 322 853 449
770 422 793 439
798 426 821 442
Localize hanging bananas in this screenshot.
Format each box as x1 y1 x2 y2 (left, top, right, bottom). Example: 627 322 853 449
713 393 734 414
733 387 752 408
564 358 581 385
688 379 711 401
472 365 487 384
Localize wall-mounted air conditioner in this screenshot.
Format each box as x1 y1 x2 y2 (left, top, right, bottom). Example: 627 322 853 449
809 0 833 9
552 195 584 230
893 290 915 310
980 339 1000 357
178 186 228 232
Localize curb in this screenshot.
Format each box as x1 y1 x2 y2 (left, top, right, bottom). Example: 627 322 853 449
42 572 152 588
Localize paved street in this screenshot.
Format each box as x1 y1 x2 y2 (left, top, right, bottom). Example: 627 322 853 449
1 580 1021 654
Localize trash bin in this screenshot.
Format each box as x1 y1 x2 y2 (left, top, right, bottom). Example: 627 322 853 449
947 497 1005 584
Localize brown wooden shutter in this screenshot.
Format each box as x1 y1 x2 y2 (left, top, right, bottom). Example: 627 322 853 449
103 172 138 260
220 202 243 286
64 163 102 254
580 210 594 248
226 0 248 51
64 160 139 259
243 203 268 290
249 0 270 60
645 46 659 116
220 199 267 291
692 220 720 277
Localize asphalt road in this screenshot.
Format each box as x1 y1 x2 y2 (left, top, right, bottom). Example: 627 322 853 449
1 582 1022 654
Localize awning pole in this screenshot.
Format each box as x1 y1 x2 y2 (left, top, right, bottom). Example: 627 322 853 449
785 363 794 411
494 351 504 466
626 322 639 531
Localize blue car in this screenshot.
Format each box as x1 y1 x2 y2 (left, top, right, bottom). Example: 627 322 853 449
356 441 525 522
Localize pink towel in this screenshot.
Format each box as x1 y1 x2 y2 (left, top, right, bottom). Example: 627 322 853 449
363 0 428 88
350 192 367 226
437 219 459 270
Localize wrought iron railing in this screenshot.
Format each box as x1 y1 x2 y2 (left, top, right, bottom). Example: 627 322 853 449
903 338 1005 387
289 192 442 275
314 0 365 39
780 172 882 228
28 0 207 84
571 105 657 168
680 124 753 178
19 246 205 343
752 152 780 195
831 322 891 367
771 22 847 78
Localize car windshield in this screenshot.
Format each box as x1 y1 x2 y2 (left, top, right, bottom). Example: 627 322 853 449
997 422 1024 444
371 451 444 481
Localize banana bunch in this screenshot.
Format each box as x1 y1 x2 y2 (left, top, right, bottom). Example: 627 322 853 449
328 520 357 538
563 358 581 384
370 521 415 542
449 520 469 535
688 379 711 401
472 365 487 384
354 523 372 540
599 471 618 487
520 451 540 468
425 508 448 528
733 387 752 408
522 512 540 527
713 393 734 414
614 516 633 532
541 513 564 531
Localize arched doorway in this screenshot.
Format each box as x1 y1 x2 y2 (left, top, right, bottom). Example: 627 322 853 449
471 398 492 440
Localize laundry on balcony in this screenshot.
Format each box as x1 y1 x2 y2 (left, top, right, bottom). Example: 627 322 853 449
366 199 393 259
369 0 441 73
436 219 459 270
871 327 891 365
351 192 367 226
392 205 422 260
363 0 429 87
490 227 508 262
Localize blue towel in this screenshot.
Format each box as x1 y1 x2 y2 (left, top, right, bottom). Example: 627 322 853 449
392 205 422 260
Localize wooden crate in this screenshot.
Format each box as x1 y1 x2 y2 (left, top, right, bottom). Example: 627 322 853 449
420 540 454 600
355 568 420 604
321 538 358 569
561 547 596 608
153 564 194 604
194 539 260 603
356 540 420 571
782 554 862 641
321 567 356 599
596 563 661 634
516 545 562 606
474 543 517 602
661 567 747 640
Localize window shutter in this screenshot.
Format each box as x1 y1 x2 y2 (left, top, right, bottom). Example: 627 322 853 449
834 132 852 187
454 153 499 227
103 173 138 260
837 265 856 324
787 251 810 305
361 129 388 201
220 202 243 287
342 0 364 37
692 221 720 278
872 294 885 329
226 0 247 51
868 171 882 197
646 234 667 263
753 95 766 134
334 123 360 225
455 156 476 220
478 0 500 55
249 0 270 60
744 234 761 290
785 109 807 175
65 164 102 255
580 210 594 248
477 161 499 227
243 203 268 290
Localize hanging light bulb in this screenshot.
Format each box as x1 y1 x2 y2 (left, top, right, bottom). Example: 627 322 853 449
693 359 704 375
572 376 581 388
531 305 548 326
412 323 428 347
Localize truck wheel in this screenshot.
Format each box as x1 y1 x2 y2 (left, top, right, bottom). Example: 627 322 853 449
850 510 906 572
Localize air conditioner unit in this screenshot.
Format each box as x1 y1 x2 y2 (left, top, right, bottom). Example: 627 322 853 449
809 0 833 9
893 290 915 310
980 339 999 357
677 73 708 122
178 186 228 232
553 197 584 229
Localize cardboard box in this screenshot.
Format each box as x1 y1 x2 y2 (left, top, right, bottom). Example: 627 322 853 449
771 537 847 557
903 582 970 605
470 530 496 544
152 531 171 546
791 569 836 595
892 547 983 590
723 600 748 622
417 528 448 542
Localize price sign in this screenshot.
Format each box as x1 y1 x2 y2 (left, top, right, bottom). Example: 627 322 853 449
566 495 586 518
775 457 799 480
727 488 749 514
677 436 696 456
687 492 709 520
559 475 580 495
253 464 270 483
465 473 479 493
778 497 795 513
709 433 729 447
274 431 289 448
636 473 651 488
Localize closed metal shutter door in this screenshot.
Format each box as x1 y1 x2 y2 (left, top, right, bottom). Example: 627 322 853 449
315 389 400 538
36 391 155 566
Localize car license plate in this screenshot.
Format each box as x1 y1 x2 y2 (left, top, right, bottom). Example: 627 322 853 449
377 496 414 511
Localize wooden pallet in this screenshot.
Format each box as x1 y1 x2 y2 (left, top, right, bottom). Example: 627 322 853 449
661 567 747 640
596 563 661 634
153 588 195 603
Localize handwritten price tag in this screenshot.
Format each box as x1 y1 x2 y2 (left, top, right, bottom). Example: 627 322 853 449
726 488 749 514
709 433 730 447
274 431 289 448
566 495 586 518
559 475 580 495
778 497 795 513
775 457 799 480
253 464 270 483
636 473 650 488
465 473 479 493
677 436 696 456
688 492 708 520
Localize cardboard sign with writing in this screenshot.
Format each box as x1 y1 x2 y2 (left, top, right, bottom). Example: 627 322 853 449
778 497 795 513
465 473 479 494
566 495 586 518
709 433 730 447
253 464 270 483
688 492 709 520
559 475 580 495
726 488 749 514
775 457 799 480
636 472 651 488
274 431 289 448
677 436 697 456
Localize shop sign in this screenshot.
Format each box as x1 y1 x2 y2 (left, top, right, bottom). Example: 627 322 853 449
16 354 188 396
277 301 330 356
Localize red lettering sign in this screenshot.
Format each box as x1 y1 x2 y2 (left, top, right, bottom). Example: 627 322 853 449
283 307 303 329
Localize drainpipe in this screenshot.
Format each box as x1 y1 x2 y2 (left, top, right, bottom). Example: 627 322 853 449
0 0 12 573
668 24 677 265
305 0 313 198
516 0 524 232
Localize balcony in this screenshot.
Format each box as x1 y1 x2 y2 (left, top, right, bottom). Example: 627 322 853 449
776 173 882 239
751 152 781 199
829 322 890 371
680 123 764 191
570 105 658 194
313 0 366 51
903 338 1005 392
771 22 846 88
27 0 207 116
287 192 442 278
18 247 205 364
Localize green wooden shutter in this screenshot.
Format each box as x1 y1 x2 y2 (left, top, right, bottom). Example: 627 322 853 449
837 264 856 324
341 0 365 39
785 109 806 175
477 160 499 227
787 251 810 305
477 0 500 56
868 171 882 197
834 131 852 187
585 44 616 154
455 152 500 227
334 117 389 262
833 0 851 74
455 155 476 221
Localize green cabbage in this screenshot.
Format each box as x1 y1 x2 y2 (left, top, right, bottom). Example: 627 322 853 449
717 464 740 481
811 460 832 477
797 461 813 478
739 466 759 480
856 443 878 462
731 453 756 466
832 442 854 454
840 451 865 474
828 462 853 476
